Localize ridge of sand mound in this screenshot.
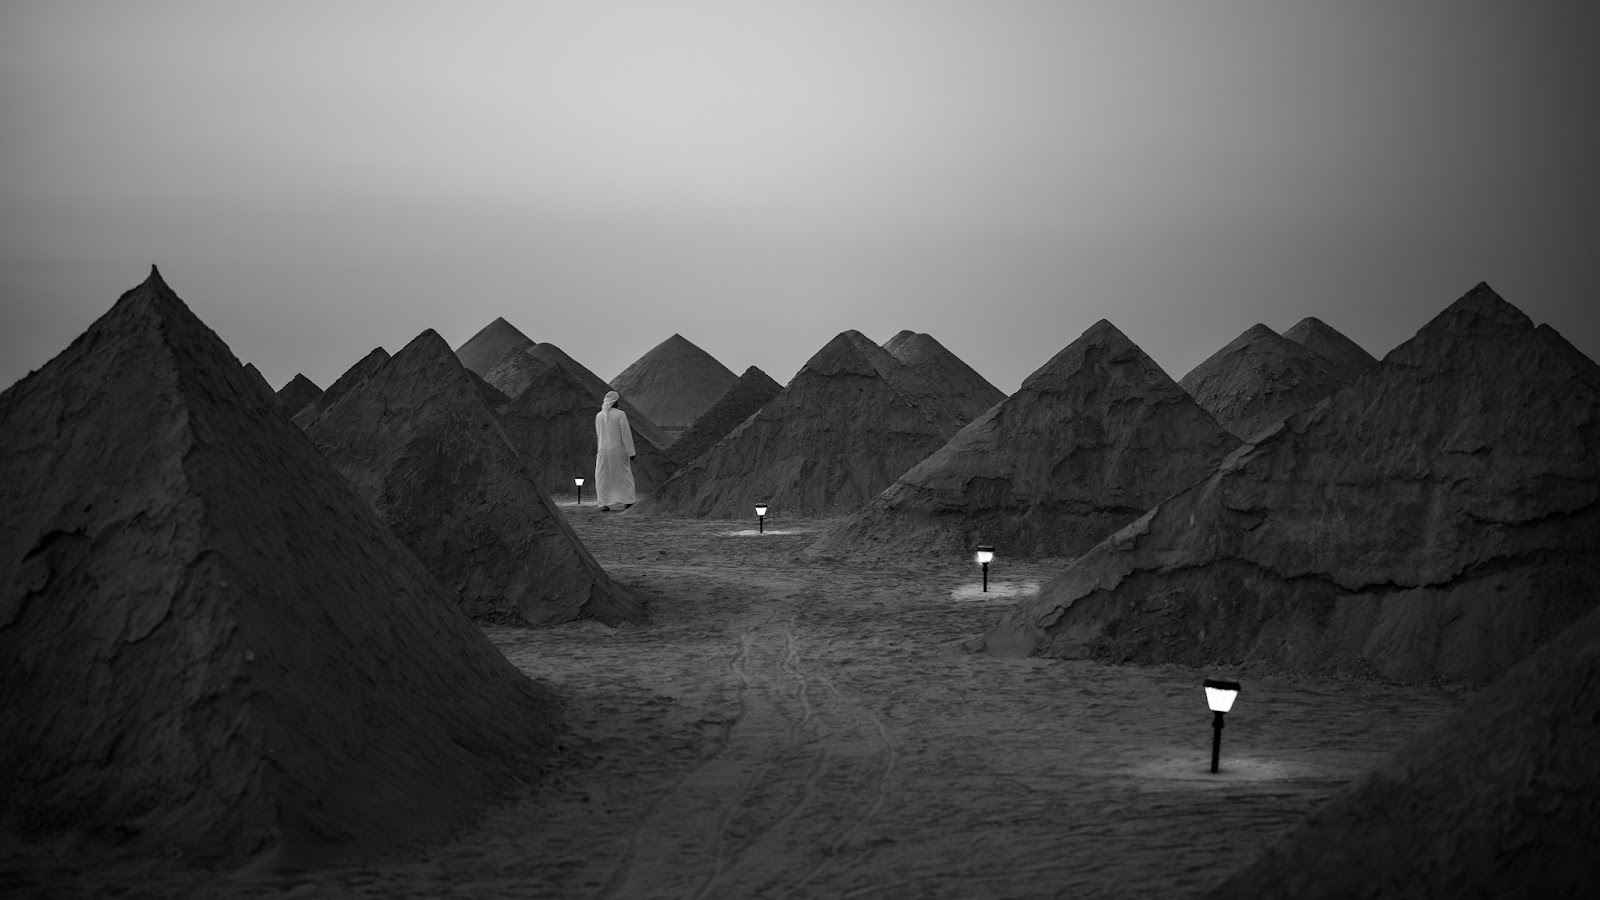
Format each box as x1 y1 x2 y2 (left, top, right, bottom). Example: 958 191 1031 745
609 333 738 432
291 346 389 429
1179 323 1350 441
0 268 559 871
882 330 1006 422
275 372 323 417
812 320 1240 558
483 347 675 495
668 365 784 468
524 342 676 450
637 330 971 518
987 283 1600 684
454 316 534 376
300 329 642 626
241 362 277 404
1281 316 1379 383
1203 604 1600 898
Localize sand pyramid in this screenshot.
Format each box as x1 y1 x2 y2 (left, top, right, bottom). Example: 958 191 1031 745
609 333 738 435
639 330 972 518
291 346 389 429
483 347 675 495
523 341 676 451
300 329 642 626
669 365 784 468
455 315 534 376
812 320 1241 558
0 269 559 869
241 362 277 403
1179 324 1350 441
275 372 323 416
987 283 1600 684
882 330 1006 422
1282 316 1379 383
1204 604 1600 899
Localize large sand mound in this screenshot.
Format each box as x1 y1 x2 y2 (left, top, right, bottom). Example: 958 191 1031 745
881 330 1006 423
1281 316 1379 383
1179 323 1350 441
638 330 970 518
609 333 737 432
0 268 560 871
812 320 1240 558
275 372 323 417
987 283 1600 683
1203 604 1600 898
454 315 534 376
300 329 642 626
524 341 677 451
291 345 389 428
668 365 783 468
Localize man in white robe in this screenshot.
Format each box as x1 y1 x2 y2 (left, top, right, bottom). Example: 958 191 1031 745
594 390 637 510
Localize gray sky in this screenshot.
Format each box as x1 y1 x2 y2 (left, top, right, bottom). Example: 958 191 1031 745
3 1 1597 396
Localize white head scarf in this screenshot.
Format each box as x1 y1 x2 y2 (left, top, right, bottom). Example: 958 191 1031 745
602 390 620 412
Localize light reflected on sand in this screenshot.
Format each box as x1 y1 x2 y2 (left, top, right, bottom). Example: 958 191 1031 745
950 581 1039 601
719 529 810 536
1127 754 1352 786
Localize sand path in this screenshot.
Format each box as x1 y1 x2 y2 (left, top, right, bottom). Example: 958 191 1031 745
25 504 1466 898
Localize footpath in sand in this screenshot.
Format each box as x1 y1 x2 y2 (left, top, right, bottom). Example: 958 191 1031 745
164 504 1459 899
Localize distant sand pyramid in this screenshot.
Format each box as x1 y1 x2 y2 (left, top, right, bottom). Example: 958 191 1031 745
639 330 971 518
882 330 1006 422
483 347 675 495
1282 316 1379 383
301 329 642 626
0 268 559 870
813 320 1240 558
292 346 389 429
988 283 1600 684
669 365 783 468
1204 604 1600 898
241 362 277 403
1179 323 1350 441
610 333 737 434
455 316 534 376
523 341 676 450
276 372 323 417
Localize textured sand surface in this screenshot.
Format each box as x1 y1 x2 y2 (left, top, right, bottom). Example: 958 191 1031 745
11 504 1467 898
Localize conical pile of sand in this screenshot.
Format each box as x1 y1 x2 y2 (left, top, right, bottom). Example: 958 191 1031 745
1203 604 1600 898
523 341 676 451
1179 323 1350 441
638 331 971 518
454 316 534 376
1282 316 1379 383
987 283 1600 684
882 330 1006 422
0 268 560 871
669 365 783 468
291 346 388 428
484 347 675 494
276 372 323 416
300 329 642 626
812 320 1240 558
241 362 277 403
609 333 737 436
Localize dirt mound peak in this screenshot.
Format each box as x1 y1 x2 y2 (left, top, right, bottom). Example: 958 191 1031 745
0 268 559 870
609 333 737 430
276 372 324 416
882 330 1005 422
669 365 784 468
1179 322 1349 440
455 316 534 376
292 346 389 428
1281 316 1378 381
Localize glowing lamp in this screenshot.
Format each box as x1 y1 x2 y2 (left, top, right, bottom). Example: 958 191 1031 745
976 545 995 592
755 502 769 533
574 477 585 504
1203 678 1242 773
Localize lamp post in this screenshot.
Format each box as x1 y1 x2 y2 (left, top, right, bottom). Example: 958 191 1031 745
976 545 994 592
574 477 585 505
755 502 768 534
1203 678 1241 773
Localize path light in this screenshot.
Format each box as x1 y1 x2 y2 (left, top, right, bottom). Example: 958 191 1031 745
755 502 768 534
1204 678 1241 773
976 545 995 592
574 477 585 504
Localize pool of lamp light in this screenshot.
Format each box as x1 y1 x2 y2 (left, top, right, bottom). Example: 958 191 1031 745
1127 753 1353 786
949 581 1040 601
719 529 811 536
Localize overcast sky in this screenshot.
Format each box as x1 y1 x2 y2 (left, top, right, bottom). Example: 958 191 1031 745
3 1 1596 396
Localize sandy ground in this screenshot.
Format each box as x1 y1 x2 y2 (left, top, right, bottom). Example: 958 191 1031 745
14 502 1467 899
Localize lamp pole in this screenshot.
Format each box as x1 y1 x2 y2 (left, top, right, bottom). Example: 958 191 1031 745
574 477 585 505
755 503 768 534
1203 678 1241 774
976 545 994 592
